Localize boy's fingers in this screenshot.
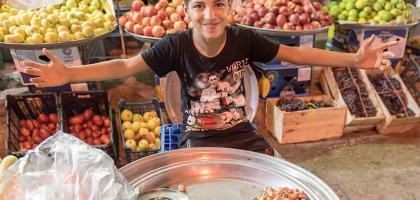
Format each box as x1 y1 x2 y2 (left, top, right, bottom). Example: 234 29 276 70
42 48 60 63
29 77 44 83
23 61 46 69
24 68 41 76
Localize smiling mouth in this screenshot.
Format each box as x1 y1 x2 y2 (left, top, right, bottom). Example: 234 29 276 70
204 23 219 28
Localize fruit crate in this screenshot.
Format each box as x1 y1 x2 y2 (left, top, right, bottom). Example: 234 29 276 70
265 95 346 144
361 69 420 135
118 98 164 163
59 91 117 161
6 93 61 157
321 67 385 133
160 124 182 152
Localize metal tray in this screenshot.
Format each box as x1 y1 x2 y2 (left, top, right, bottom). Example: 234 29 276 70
0 26 117 49
120 147 339 200
125 29 161 43
236 24 330 37
163 65 259 124
335 21 419 30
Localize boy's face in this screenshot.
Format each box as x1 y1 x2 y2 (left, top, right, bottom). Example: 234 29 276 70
186 0 230 40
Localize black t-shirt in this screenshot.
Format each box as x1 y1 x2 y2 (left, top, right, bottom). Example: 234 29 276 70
141 26 279 140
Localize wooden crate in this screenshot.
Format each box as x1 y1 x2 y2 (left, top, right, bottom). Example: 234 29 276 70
265 96 346 144
361 69 420 135
321 67 385 133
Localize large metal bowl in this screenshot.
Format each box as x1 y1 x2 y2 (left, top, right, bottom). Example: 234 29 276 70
119 147 339 200
236 24 330 37
125 29 161 43
335 21 419 30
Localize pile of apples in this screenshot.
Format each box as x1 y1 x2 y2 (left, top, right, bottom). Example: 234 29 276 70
68 109 111 146
325 0 415 24
234 0 333 30
18 113 59 151
119 0 190 38
0 0 116 44
121 109 161 152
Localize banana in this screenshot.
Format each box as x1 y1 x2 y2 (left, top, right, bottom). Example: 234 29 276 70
0 155 18 175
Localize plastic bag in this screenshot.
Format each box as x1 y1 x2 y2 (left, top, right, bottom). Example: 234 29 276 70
0 131 138 200
7 0 63 9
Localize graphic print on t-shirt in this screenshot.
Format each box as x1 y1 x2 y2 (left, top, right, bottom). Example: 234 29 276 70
185 58 250 131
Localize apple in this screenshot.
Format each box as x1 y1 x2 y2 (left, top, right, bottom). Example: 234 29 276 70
82 26 94 37
132 12 143 24
94 28 107 36
254 20 264 28
125 139 137 151
124 21 135 32
152 26 165 37
157 10 168 20
137 139 148 151
279 6 290 16
283 22 294 30
143 26 152 36
71 24 82 33
162 19 174 29
166 7 176 16
276 14 287 27
58 31 71 42
176 5 185 17
41 18 54 28
44 32 58 43
150 16 162 26
131 0 144 11
288 14 300 25
170 13 182 22
262 23 275 29
263 12 276 25
173 21 187 32
144 6 156 17
133 24 144 34
299 13 310 24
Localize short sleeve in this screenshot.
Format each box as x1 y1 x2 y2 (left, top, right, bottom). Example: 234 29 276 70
247 30 279 63
141 35 177 77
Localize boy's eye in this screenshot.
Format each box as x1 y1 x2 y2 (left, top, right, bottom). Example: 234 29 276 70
215 3 225 7
193 4 204 9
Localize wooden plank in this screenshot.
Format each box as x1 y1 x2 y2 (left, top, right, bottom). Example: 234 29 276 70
344 124 375 134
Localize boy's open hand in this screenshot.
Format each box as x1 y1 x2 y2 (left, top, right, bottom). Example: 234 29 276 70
23 48 71 88
355 35 397 71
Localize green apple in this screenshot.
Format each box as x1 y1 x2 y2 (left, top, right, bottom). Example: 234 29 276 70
79 4 89 13
384 3 393 11
66 0 78 8
359 11 368 18
93 27 106 36
90 0 101 9
370 11 377 18
355 0 365 10
363 7 372 14
345 2 354 11
390 0 399 4
395 3 404 10
373 15 381 22
329 5 341 17
373 2 384 12
395 15 404 22
82 0 92 4
348 15 358 21
358 18 367 23
377 10 386 18
339 2 346 9
390 8 401 17
349 9 358 17
383 11 393 21
46 5 55 14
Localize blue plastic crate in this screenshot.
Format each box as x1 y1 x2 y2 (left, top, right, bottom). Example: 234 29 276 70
160 124 181 152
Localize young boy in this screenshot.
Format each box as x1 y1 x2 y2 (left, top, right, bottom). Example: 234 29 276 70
23 0 396 153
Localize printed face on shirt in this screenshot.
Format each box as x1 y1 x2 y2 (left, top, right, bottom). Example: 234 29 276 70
186 0 230 40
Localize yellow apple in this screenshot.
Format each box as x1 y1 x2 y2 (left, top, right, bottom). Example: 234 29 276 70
151 117 161 126
147 119 159 131
94 28 106 36
44 32 58 43
58 19 70 28
139 128 149 138
13 28 25 38
81 21 93 28
124 129 135 140
103 21 114 31
149 143 158 150
46 28 57 33
31 33 44 43
8 16 17 26
13 33 24 43
139 122 149 130
47 14 59 24
73 31 85 40
0 32 4 42
41 18 54 28
58 31 71 42
25 26 41 37
131 121 142 133
30 17 41 26
125 139 137 151
149 111 158 118
143 112 153 122
82 26 94 37
105 14 116 22
17 13 31 25
57 26 69 33
4 34 15 43
24 37 33 43
0 13 10 21
137 139 149 151
9 8 18 15
93 18 104 28
133 114 143 122
155 138 161 147
71 24 82 33
122 121 132 130
154 126 161 137
39 12 48 19
121 109 133 122
0 27 9 34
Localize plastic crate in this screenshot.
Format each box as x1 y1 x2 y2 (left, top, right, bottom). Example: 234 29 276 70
5 93 61 157
118 98 164 163
59 91 117 160
160 124 182 152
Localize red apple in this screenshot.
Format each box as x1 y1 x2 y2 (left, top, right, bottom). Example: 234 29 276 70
293 5 303 14
250 12 260 22
262 23 275 29
124 21 135 32
144 6 156 17
184 15 191 24
157 10 168 20
131 0 144 11
133 24 144 34
154 2 163 10
152 26 165 37
288 14 300 25
118 16 127 26
166 7 176 16
287 1 296 9
132 12 143 24
299 13 310 24
283 22 294 30
174 21 187 31
303 23 312 30
257 7 268 18
142 17 151 26
160 0 169 8
276 14 287 27
269 6 279 15
170 13 182 22
176 5 185 17
263 12 276 25
254 20 264 28
162 19 174 29
313 2 321 11
143 26 153 36
279 6 290 16
295 24 302 30
311 21 321 29
150 16 162 26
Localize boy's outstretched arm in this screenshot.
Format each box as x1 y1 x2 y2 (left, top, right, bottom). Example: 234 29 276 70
275 35 397 70
23 48 149 88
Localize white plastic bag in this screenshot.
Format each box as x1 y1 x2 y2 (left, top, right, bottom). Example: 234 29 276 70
7 0 63 9
0 131 138 200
